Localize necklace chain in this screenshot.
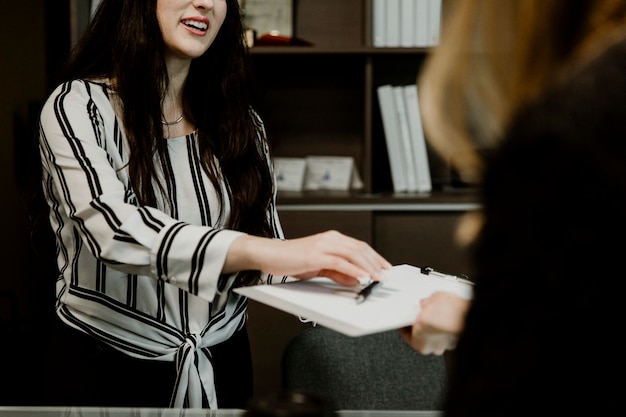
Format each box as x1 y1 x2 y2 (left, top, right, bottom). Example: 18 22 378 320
161 115 184 126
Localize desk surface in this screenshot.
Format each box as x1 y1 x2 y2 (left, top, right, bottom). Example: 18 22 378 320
0 407 441 417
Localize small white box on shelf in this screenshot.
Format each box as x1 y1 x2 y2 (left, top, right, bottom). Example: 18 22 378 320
274 157 307 192
303 156 360 191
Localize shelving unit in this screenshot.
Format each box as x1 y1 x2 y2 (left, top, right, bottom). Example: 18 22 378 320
245 0 476 399
249 0 453 198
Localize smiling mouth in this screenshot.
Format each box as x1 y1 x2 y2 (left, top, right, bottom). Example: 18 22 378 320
182 20 208 32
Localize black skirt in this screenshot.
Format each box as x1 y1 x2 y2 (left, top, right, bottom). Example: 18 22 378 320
41 316 253 408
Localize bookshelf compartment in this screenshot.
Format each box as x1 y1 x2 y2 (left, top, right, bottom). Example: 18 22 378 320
374 211 472 274
279 210 374 242
252 54 366 177
293 0 366 48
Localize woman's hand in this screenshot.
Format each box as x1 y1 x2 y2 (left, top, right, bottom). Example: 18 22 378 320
399 291 471 355
226 230 392 286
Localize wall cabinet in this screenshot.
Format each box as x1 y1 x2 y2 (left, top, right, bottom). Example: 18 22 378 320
278 201 476 275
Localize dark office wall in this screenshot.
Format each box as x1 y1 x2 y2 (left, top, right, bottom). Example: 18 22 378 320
0 0 76 405
0 0 43 405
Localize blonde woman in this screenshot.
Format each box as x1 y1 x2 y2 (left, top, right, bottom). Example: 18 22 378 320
402 0 626 413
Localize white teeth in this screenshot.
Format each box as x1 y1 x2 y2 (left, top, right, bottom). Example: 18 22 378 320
182 20 208 31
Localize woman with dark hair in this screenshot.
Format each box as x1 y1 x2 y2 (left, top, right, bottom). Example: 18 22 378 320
38 0 390 409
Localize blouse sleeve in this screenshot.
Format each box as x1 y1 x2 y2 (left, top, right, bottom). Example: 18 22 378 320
39 80 245 302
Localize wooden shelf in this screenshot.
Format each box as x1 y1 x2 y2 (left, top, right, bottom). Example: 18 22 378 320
277 189 479 208
249 46 432 55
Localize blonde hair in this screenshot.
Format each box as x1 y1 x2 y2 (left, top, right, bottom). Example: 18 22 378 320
418 0 626 184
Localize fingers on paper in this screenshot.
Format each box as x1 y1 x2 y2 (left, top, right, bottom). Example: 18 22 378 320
323 233 391 282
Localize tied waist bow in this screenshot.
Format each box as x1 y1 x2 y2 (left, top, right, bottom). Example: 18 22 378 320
170 313 245 408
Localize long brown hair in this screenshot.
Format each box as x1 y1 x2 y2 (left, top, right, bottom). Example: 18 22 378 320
63 0 274 285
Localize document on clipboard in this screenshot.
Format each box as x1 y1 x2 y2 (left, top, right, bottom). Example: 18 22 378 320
234 264 474 337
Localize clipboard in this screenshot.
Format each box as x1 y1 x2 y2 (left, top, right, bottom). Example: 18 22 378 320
234 264 473 337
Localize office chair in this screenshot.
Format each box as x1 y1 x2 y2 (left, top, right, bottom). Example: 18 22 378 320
281 325 448 410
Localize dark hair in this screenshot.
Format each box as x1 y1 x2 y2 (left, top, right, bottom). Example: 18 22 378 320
63 0 273 285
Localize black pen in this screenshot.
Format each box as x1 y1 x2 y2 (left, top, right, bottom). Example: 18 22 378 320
355 281 381 304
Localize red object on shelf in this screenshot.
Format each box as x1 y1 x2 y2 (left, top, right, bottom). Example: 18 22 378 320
255 33 313 46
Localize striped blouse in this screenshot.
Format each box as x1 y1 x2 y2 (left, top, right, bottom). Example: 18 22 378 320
38 79 288 408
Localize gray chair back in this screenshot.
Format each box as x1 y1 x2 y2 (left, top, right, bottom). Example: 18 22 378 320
281 326 448 410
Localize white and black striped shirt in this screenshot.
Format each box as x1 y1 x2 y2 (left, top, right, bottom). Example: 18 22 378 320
39 79 287 408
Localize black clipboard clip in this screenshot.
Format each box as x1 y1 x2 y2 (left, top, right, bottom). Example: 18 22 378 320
422 266 474 286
